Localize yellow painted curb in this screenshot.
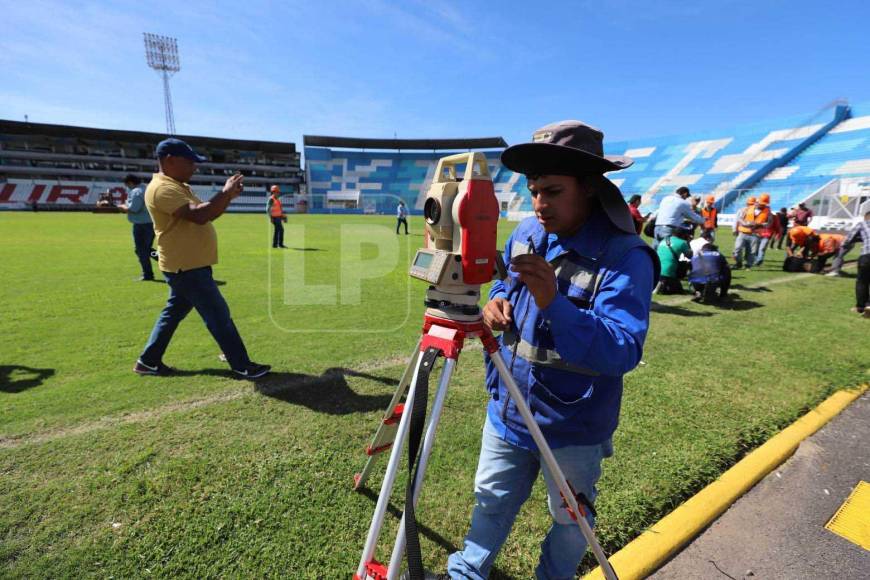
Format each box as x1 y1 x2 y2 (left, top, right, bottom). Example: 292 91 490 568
584 383 869 580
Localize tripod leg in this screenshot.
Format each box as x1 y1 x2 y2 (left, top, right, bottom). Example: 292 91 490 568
385 357 457 580
356 351 427 580
354 339 423 490
489 351 619 580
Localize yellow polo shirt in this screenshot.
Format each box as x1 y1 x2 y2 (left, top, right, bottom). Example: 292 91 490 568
145 173 218 273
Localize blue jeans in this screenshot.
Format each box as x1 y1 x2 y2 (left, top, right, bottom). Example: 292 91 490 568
733 233 758 267
447 418 612 580
271 217 285 247
132 223 155 278
653 225 678 250
139 266 251 370
755 236 771 266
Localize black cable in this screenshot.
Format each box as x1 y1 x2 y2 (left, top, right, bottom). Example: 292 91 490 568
404 347 441 580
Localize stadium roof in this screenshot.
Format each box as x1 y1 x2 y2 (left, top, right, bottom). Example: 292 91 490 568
302 135 507 150
0 120 297 154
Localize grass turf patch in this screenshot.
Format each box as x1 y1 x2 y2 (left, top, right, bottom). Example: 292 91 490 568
1 213 868 577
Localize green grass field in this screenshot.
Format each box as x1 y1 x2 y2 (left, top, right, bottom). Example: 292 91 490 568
1 212 868 578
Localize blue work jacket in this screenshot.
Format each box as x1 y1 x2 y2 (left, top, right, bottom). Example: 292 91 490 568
485 210 658 449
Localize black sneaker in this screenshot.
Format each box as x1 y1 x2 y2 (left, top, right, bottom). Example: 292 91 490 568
134 360 176 376
138 275 155 281
232 363 271 379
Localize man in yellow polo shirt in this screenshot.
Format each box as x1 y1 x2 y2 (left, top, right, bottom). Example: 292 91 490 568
134 138 270 379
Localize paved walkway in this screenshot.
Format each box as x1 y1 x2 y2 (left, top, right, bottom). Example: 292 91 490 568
652 392 870 580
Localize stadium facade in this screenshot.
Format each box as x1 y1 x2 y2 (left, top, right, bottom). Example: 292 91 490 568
0 120 302 212
2 101 869 226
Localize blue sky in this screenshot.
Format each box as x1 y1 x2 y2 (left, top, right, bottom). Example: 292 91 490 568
2 0 869 148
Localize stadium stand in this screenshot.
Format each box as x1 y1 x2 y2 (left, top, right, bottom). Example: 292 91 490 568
0 120 302 212
751 102 870 211
4 101 868 224
302 135 525 215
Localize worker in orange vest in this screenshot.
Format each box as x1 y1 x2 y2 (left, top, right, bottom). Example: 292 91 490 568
754 193 775 266
733 196 767 269
808 232 845 273
700 195 718 240
267 185 288 249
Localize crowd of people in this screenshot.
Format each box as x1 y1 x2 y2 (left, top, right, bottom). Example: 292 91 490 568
634 187 870 313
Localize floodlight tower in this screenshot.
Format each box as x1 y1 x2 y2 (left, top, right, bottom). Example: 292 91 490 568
143 33 181 135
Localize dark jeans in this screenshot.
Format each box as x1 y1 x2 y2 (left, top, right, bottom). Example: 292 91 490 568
132 223 155 279
653 225 678 250
658 276 684 294
857 254 870 309
139 266 251 370
271 217 285 247
396 217 408 234
811 252 836 273
692 267 731 300
774 231 787 249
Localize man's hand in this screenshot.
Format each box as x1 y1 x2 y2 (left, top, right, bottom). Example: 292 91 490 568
483 297 513 331
509 254 557 309
223 173 244 199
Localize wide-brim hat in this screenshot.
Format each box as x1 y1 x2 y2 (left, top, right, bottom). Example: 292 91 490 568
502 120 636 234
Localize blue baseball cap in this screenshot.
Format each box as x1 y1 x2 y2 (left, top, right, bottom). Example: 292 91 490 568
155 138 208 162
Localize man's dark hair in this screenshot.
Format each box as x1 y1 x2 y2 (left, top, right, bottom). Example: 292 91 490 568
676 186 690 196
124 174 141 186
628 194 641 205
780 207 787 213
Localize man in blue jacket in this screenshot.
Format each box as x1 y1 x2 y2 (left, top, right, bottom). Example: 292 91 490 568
447 121 657 580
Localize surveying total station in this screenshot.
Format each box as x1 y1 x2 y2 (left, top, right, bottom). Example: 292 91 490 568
353 153 618 580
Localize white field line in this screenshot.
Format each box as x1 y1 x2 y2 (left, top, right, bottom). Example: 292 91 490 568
0 352 419 450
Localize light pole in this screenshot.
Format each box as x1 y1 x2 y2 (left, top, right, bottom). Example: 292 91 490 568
143 33 181 135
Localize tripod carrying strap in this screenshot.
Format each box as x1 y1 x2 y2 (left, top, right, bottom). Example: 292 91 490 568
405 346 441 580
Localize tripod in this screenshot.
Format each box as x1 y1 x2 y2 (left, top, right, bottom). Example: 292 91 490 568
353 301 619 580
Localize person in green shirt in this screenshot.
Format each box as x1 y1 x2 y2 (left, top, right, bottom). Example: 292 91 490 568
655 230 693 294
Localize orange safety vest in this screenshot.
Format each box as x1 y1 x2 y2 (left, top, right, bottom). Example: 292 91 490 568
817 233 844 255
737 206 770 234
269 194 284 218
701 206 717 230
788 225 814 247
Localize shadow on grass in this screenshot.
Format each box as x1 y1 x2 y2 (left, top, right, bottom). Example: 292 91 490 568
650 303 715 317
0 365 56 393
289 247 325 251
715 299 764 312
254 368 395 414
356 487 461 555
731 284 773 293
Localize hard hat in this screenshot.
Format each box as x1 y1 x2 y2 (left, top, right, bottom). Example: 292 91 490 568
759 193 770 204
746 196 756 205
270 185 280 193
706 195 715 203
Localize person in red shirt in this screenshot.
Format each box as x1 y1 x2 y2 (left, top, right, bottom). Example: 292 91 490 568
627 194 648 234
789 202 813 227
773 207 789 249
